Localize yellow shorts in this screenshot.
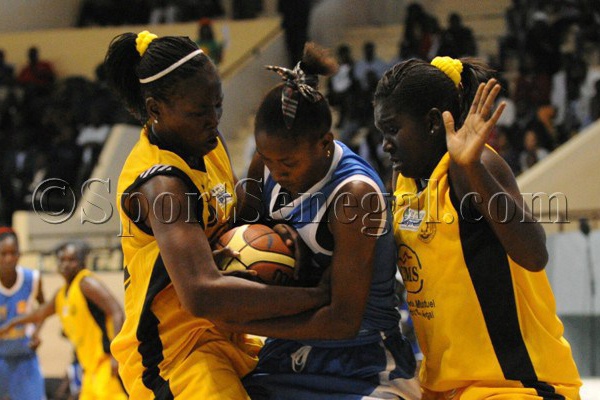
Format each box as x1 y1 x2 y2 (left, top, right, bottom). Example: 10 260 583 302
124 332 262 399
423 380 580 400
80 356 127 400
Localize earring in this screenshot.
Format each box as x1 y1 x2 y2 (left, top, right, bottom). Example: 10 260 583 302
327 149 332 158
430 129 434 134
154 119 158 124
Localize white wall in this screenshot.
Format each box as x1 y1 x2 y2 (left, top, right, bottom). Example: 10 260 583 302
0 0 80 33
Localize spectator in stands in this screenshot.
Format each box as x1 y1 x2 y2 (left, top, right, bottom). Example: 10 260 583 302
0 50 14 88
16 47 56 96
494 125 521 175
525 10 561 76
278 0 313 67
327 44 357 129
438 13 477 58
495 76 517 130
149 0 179 24
195 18 226 65
0 125 39 220
520 128 549 172
354 42 388 92
552 53 588 143
498 0 528 70
400 2 434 60
526 104 558 151
513 54 552 128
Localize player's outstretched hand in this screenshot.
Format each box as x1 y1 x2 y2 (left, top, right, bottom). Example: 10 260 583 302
444 78 505 167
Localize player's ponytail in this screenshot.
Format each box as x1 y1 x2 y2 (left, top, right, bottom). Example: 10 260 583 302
375 56 495 130
104 31 213 124
104 32 145 122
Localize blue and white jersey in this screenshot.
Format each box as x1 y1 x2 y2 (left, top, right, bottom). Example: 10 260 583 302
0 266 40 357
262 140 400 342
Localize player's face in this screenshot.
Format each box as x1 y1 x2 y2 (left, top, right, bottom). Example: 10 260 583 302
153 68 224 157
0 236 19 274
375 99 436 179
57 245 83 282
255 131 329 195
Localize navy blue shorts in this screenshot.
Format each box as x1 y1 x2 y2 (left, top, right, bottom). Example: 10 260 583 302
243 330 421 399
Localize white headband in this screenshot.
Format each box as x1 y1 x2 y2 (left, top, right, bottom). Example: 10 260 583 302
139 49 204 84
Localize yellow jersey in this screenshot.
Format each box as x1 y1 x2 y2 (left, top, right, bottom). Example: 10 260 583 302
111 128 259 399
393 152 581 394
56 269 127 399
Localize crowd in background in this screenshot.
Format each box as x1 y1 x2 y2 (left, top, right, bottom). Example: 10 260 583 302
1 0 600 223
0 47 133 225
326 0 600 191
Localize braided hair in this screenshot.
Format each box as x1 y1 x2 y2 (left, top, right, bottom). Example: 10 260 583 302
374 57 495 129
104 33 214 124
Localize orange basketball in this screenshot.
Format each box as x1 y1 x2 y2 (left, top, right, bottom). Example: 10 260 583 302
216 224 296 285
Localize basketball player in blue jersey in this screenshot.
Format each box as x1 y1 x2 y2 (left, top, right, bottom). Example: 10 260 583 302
223 43 421 399
0 227 45 400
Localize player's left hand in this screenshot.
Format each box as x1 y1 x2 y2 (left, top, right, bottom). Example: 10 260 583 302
212 246 240 266
273 224 312 283
213 246 260 281
444 78 505 167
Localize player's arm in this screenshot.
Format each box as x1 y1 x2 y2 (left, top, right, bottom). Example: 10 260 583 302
0 293 56 337
79 276 124 337
30 274 46 350
449 147 548 271
216 181 382 340
236 152 265 225
446 79 547 271
79 275 124 376
133 175 329 323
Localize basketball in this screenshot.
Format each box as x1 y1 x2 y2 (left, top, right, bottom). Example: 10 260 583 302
215 224 296 285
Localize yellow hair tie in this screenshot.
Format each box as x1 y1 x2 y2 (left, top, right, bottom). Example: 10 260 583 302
136 30 158 57
431 56 463 87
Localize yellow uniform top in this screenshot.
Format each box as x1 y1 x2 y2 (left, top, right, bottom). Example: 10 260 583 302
393 152 581 393
111 128 258 398
55 269 115 373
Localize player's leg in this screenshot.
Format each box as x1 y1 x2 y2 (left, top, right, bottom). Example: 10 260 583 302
168 339 256 400
78 356 127 400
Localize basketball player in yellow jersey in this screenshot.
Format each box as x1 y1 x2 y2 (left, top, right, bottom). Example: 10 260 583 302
374 57 581 399
0 240 127 399
103 31 329 399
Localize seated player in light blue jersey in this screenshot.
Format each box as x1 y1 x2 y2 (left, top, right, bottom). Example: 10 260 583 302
0 227 45 400
223 43 421 400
